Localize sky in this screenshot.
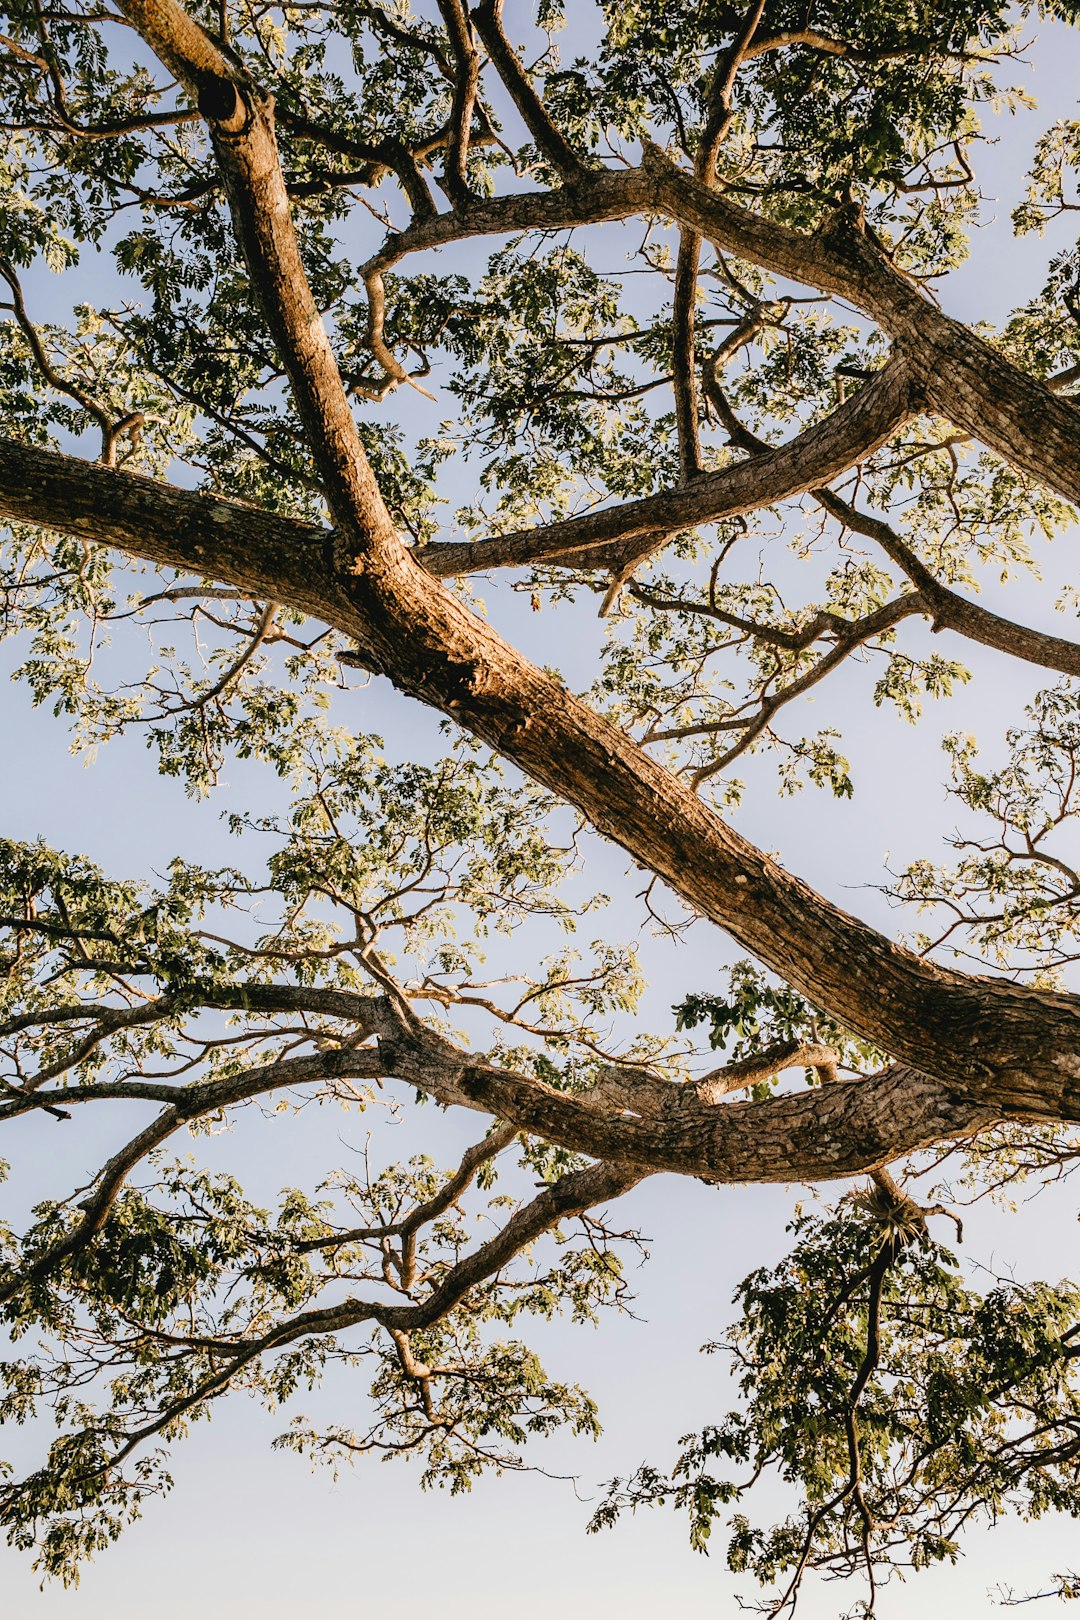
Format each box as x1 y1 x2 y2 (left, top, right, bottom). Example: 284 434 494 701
2 5 1080 1617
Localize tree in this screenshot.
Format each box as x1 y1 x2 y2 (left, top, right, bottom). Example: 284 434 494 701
1 0 1080 1608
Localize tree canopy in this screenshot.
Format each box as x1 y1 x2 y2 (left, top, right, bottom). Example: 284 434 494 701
2 0 1080 1611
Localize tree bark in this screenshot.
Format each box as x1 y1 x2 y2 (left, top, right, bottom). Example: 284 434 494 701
5 0 1079 1174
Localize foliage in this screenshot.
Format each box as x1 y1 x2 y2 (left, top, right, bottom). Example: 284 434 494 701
591 1199 1080 1614
1 0 1079 1612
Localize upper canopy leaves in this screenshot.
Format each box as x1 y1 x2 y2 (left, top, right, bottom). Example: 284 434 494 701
1 0 1080 1611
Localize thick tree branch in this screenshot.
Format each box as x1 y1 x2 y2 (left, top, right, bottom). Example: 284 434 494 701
710 388 1080 680
360 155 1080 508
6 429 1080 1134
0 356 913 582
435 0 479 203
0 0 1070 1144
0 976 1014 1199
469 0 585 183
416 358 916 573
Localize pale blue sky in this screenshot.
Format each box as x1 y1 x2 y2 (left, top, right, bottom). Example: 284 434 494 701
2 8 1080 1616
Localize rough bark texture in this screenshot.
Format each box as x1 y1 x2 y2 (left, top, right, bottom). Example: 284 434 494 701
6 0 1080 1184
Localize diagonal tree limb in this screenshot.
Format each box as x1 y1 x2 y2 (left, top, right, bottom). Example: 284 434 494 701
2 0 1073 1138
0 353 914 583
702 385 1080 682
816 490 1080 679
0 964 1013 1202
414 357 917 574
5 421 1080 1126
359 154 1080 508
469 0 586 183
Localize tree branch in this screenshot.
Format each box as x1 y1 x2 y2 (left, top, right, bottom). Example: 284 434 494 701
2 0 1071 1134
